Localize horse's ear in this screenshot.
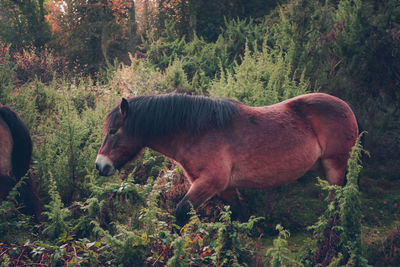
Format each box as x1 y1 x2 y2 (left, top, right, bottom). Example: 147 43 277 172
120 98 129 118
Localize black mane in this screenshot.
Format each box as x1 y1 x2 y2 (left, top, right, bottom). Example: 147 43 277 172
0 106 32 179
106 94 239 139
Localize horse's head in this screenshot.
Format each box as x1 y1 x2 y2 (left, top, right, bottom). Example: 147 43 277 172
95 98 144 176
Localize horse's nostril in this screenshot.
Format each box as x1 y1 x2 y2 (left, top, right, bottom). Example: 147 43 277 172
95 162 100 171
103 164 111 174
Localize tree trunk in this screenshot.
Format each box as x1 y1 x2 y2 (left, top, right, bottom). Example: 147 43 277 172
188 0 197 40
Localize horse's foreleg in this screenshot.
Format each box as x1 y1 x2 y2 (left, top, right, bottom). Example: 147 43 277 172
218 188 249 222
175 178 221 226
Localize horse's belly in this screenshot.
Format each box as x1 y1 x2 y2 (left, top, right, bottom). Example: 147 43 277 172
229 140 321 188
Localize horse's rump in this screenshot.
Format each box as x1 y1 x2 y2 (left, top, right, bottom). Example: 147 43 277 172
0 116 13 177
0 105 39 219
0 106 32 179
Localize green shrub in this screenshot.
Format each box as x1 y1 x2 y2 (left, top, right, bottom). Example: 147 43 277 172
0 41 14 103
210 42 309 106
306 135 369 266
0 175 33 242
42 173 71 240
264 224 303 267
108 54 170 96
142 18 269 93
33 85 105 205
164 57 191 93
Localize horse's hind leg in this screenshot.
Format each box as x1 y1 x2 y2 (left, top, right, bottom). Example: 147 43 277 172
0 175 16 200
320 156 348 186
218 188 249 222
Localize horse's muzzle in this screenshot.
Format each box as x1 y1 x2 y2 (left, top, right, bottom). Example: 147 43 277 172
95 154 115 176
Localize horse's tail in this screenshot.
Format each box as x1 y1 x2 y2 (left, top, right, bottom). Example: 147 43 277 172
0 106 32 179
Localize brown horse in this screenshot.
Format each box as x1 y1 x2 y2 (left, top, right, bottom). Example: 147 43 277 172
0 104 39 219
95 93 359 225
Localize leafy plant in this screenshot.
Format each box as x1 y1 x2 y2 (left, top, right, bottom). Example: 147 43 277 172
307 134 369 266
0 41 14 103
264 224 303 267
42 172 71 240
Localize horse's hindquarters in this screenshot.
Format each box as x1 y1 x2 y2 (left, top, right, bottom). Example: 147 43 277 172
0 118 13 177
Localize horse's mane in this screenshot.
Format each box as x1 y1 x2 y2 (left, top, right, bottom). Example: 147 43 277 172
106 94 239 139
0 106 32 179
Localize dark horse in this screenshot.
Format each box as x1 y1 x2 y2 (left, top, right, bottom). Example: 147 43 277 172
95 93 359 225
0 104 39 218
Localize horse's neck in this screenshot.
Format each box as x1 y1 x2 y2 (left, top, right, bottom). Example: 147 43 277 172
146 131 192 161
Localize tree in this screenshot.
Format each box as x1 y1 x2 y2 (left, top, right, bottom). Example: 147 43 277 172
0 0 51 51
47 0 137 75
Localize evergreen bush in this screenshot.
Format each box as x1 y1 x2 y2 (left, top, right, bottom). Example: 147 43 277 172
0 42 14 103
306 135 369 266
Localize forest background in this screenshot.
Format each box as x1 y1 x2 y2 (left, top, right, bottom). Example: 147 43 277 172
0 0 399 266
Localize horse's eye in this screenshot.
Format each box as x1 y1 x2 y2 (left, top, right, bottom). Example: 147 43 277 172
109 128 118 135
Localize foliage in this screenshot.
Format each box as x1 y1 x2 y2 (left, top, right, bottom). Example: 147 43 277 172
139 0 277 42
47 0 137 75
166 206 262 267
106 54 170 96
30 82 105 205
13 47 65 86
0 41 14 103
306 135 369 266
0 0 51 51
0 175 33 243
42 173 71 240
264 224 303 267
142 18 269 92
211 41 309 106
362 223 400 267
